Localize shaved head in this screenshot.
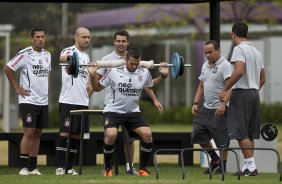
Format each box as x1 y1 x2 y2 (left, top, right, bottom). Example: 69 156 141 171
75 27 90 37
74 27 90 51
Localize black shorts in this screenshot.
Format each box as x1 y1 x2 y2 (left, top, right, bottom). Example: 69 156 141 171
19 103 48 129
59 103 89 134
191 106 230 149
103 112 149 138
228 89 260 140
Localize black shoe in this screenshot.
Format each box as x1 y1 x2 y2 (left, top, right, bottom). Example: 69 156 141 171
244 169 258 176
233 170 245 176
204 159 220 174
233 169 258 176
213 167 226 174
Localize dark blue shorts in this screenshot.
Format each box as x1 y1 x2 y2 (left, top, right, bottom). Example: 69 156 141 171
19 103 48 129
59 103 89 134
103 112 149 138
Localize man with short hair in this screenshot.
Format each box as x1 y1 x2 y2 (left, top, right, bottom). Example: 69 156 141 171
96 29 168 175
191 40 231 174
3 27 51 175
88 47 163 177
55 27 93 175
220 22 266 176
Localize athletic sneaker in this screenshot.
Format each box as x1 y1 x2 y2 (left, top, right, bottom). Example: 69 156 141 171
204 159 220 174
233 169 258 176
67 169 78 175
103 168 113 176
138 169 150 176
213 167 226 174
28 168 42 175
244 169 258 176
56 168 65 175
126 167 139 175
233 170 245 176
19 168 29 176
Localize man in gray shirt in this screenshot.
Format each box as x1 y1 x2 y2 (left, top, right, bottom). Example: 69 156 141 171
191 40 232 174
220 22 266 176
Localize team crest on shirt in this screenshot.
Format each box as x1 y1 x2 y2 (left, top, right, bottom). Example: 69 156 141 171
212 66 218 74
64 118 70 127
26 113 32 123
39 60 42 64
104 118 110 126
138 74 143 81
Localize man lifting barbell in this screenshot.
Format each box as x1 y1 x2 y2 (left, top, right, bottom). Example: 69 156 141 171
88 47 163 177
96 29 168 175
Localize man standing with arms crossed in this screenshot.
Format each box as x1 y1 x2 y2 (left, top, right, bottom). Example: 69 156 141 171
191 40 231 174
220 22 266 176
3 27 51 175
96 29 168 175
56 27 93 175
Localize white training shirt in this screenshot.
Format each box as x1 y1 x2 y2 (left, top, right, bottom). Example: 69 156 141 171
7 46 51 105
100 66 153 113
59 45 90 106
199 56 232 109
230 41 264 90
97 51 125 106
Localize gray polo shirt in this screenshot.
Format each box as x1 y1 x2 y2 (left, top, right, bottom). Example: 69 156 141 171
199 56 232 109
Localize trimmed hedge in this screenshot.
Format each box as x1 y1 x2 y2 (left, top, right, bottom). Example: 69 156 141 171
260 102 282 125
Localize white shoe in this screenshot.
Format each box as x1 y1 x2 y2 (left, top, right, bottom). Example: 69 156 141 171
29 168 42 175
67 169 78 175
56 168 65 175
19 168 29 175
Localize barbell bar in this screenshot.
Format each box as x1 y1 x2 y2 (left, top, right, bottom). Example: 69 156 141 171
60 51 191 79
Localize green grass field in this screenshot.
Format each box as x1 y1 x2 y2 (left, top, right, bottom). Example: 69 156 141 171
0 123 281 183
0 164 281 184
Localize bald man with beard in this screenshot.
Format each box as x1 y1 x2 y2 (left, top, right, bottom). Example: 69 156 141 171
56 27 93 175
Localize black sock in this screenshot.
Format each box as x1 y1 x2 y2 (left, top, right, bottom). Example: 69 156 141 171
208 150 220 161
29 156 37 171
67 138 79 170
56 136 68 168
223 160 227 170
19 154 29 169
103 143 114 169
139 141 153 170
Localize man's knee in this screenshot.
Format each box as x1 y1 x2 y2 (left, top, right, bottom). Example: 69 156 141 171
105 129 118 144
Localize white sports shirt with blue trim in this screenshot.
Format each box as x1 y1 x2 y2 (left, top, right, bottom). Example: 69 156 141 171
100 66 153 113
59 45 90 106
7 46 51 105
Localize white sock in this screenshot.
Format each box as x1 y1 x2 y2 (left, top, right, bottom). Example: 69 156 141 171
244 157 256 171
126 163 134 171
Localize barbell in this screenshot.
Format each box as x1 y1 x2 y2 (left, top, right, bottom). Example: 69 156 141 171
60 51 191 79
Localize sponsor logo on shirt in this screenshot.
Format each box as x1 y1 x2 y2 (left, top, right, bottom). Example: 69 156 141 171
118 82 142 96
33 64 49 77
11 55 24 68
